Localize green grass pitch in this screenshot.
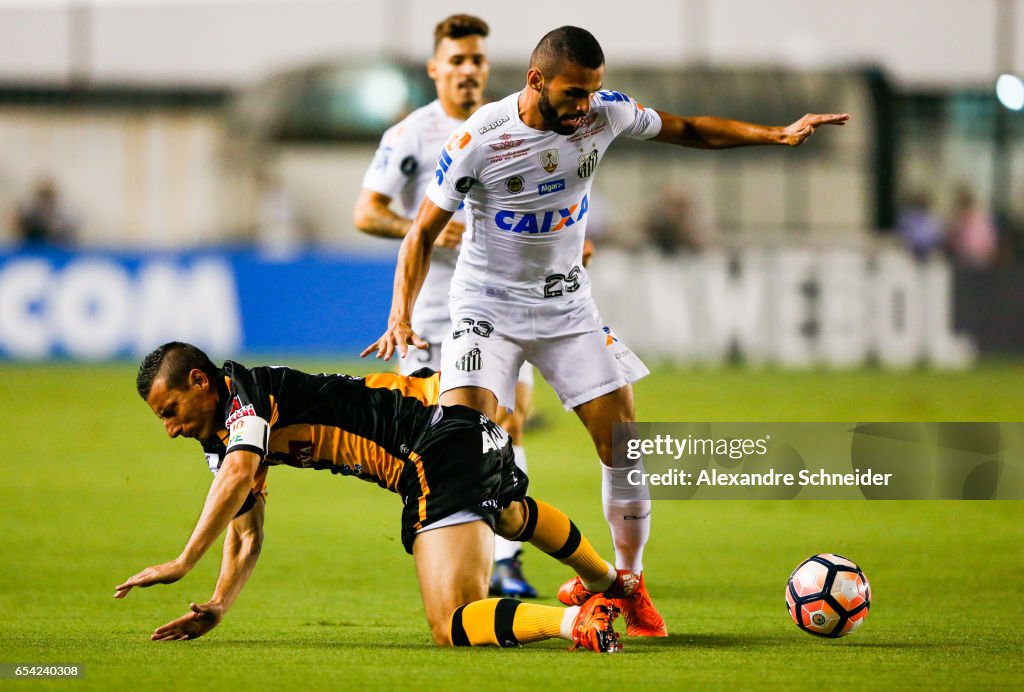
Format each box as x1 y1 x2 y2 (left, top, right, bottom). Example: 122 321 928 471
1 361 1022 689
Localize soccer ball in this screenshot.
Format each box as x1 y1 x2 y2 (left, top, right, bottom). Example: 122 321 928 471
786 553 871 638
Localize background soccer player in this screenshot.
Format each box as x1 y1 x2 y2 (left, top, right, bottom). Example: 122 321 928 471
114 342 629 652
353 14 538 597
364 25 849 638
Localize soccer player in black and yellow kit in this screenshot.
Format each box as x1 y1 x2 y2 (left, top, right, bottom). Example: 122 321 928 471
114 342 632 652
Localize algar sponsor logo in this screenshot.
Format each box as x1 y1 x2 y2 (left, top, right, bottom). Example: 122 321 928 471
494 194 589 234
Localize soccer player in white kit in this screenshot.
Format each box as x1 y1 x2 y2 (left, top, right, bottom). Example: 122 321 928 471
365 26 849 637
354 15 538 598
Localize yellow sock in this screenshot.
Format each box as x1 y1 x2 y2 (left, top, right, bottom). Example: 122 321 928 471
514 497 613 587
448 598 566 646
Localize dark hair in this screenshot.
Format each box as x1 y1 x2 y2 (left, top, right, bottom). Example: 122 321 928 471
136 341 218 399
530 26 605 75
434 14 489 50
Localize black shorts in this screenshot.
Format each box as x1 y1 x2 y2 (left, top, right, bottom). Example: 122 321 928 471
398 405 528 554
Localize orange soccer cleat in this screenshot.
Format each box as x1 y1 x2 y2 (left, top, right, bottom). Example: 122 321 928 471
569 595 622 653
559 570 668 637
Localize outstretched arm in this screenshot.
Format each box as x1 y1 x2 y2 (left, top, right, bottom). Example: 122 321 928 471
653 111 849 149
150 496 266 641
361 197 454 361
115 449 260 598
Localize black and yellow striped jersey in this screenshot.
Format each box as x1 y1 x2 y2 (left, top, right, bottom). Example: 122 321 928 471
200 361 444 498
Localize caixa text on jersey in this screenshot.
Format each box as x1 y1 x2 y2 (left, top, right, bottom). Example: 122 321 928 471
494 194 589 234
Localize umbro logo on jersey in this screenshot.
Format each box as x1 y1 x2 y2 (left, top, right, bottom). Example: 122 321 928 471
494 194 589 234
577 149 599 178
455 348 482 372
539 149 559 173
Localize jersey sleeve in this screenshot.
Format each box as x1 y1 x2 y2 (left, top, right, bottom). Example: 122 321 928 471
597 90 663 140
361 123 420 200
201 433 269 517
424 129 480 212
221 361 275 459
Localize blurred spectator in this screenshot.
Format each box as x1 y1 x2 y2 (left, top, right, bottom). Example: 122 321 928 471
14 178 78 247
946 185 997 270
896 191 943 261
643 185 707 255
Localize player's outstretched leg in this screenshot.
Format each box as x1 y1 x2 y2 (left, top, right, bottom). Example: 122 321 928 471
573 386 667 637
413 518 620 652
499 496 617 591
447 595 621 653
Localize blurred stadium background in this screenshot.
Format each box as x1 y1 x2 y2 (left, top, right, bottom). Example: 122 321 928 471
0 0 1022 364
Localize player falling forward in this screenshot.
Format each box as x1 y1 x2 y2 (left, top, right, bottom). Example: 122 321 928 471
353 14 538 597
115 342 627 652
364 26 849 637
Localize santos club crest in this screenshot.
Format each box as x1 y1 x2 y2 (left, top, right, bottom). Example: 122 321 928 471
577 149 599 178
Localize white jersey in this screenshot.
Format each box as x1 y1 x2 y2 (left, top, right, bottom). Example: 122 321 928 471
362 100 465 328
426 90 662 305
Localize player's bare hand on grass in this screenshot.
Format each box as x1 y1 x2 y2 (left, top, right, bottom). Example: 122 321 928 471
361 321 428 361
433 220 465 250
151 601 224 641
114 559 189 599
780 113 849 146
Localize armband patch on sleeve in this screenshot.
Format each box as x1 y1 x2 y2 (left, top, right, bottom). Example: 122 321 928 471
226 416 269 457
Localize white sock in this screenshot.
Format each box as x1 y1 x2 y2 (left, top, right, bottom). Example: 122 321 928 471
559 606 581 640
601 461 651 573
582 562 618 593
494 445 529 563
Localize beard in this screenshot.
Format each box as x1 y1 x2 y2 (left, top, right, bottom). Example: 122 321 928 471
538 86 584 135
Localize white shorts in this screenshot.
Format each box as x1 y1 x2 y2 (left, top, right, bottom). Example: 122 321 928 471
402 315 534 387
440 296 648 411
